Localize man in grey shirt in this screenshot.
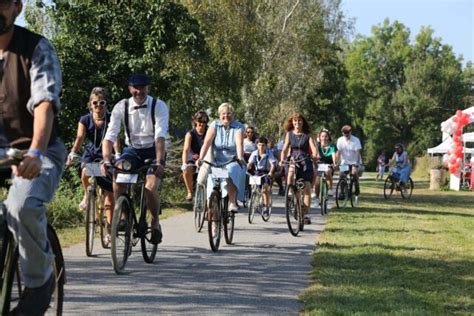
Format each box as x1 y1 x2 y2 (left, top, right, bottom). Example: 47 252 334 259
0 1 65 314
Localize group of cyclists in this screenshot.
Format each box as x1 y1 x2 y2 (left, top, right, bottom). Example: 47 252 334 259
179 110 367 225
0 2 412 313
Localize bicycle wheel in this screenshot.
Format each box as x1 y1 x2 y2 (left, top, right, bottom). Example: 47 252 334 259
97 190 109 249
401 178 414 199
140 197 158 264
320 179 327 215
85 188 97 257
350 178 359 208
3 226 65 315
193 184 206 232
383 176 395 199
207 191 222 252
248 190 258 224
285 184 300 236
223 196 234 244
111 195 133 274
335 178 348 208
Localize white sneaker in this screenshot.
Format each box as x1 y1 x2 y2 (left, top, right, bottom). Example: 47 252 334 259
311 192 316 198
229 203 239 213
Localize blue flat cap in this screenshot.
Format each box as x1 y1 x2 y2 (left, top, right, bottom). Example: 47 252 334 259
128 73 150 86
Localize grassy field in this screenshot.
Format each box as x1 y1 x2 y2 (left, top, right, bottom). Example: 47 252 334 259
301 173 474 314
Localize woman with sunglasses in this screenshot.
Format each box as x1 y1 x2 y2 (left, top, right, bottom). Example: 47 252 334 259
66 87 120 227
243 126 258 162
182 111 209 201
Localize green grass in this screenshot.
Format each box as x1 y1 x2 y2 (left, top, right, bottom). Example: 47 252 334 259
302 172 474 315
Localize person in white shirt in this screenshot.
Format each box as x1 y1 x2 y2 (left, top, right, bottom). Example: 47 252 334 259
102 73 169 244
336 124 362 196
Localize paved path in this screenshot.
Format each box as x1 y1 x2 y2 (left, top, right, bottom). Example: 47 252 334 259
62 194 328 315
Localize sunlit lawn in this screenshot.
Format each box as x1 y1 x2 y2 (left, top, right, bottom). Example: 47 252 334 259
302 173 474 314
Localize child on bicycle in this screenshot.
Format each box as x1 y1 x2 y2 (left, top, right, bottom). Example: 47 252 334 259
247 137 277 216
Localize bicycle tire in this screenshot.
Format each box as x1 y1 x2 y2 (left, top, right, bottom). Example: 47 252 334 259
193 184 206 232
140 196 158 264
85 188 96 257
111 195 133 274
3 225 65 315
401 178 414 199
98 190 109 249
320 179 327 215
384 176 395 199
207 191 222 252
335 178 347 209
248 190 257 224
223 196 234 244
350 178 358 208
299 192 305 232
285 184 300 236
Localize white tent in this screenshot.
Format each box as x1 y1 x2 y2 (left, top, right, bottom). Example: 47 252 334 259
427 133 474 154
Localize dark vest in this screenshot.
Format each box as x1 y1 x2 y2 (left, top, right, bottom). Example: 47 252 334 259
0 26 59 149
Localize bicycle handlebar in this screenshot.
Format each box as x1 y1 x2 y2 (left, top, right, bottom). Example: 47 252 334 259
0 148 27 169
201 157 240 168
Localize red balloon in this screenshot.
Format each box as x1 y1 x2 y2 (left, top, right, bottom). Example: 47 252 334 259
456 151 463 158
453 117 459 123
456 110 462 116
455 129 462 136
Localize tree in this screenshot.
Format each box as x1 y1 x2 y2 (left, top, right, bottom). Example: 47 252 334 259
344 19 467 164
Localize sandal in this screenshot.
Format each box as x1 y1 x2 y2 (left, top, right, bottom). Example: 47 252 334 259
185 192 193 202
79 198 87 211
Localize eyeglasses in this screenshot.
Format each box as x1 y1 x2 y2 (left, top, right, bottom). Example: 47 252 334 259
0 0 15 9
246 131 254 134
91 100 107 106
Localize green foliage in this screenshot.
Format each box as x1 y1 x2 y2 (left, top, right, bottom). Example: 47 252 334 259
344 19 468 165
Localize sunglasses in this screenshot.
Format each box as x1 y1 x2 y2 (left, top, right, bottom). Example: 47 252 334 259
91 100 107 106
246 131 254 134
343 131 351 135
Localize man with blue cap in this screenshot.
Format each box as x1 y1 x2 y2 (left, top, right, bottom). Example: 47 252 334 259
102 73 169 244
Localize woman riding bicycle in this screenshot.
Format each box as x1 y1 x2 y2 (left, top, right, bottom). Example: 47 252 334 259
389 143 411 186
314 128 337 197
198 103 246 213
65 87 120 241
247 137 277 217
181 111 209 201
279 113 318 224
243 126 257 162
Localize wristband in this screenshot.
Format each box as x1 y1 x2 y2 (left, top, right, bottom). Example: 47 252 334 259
27 149 43 158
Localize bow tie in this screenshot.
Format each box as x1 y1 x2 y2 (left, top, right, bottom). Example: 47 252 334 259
133 104 147 110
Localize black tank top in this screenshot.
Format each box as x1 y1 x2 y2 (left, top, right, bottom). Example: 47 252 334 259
190 128 207 154
289 131 310 159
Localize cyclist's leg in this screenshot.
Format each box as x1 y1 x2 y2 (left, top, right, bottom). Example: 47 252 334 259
5 141 65 311
314 174 321 197
327 168 334 193
262 183 270 208
182 162 195 200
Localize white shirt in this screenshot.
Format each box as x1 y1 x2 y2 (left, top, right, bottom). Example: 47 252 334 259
104 95 169 149
336 135 362 165
243 138 257 154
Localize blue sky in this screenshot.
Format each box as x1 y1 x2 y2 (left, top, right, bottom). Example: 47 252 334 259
342 0 473 64
17 0 473 64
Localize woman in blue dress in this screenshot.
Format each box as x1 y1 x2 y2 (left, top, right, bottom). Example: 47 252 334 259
65 87 120 237
198 102 246 212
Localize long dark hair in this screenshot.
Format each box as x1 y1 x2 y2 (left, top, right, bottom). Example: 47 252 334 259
283 113 311 134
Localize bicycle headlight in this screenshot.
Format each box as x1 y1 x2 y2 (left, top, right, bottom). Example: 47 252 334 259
122 160 132 171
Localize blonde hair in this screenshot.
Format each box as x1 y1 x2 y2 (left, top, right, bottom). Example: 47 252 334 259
218 102 234 115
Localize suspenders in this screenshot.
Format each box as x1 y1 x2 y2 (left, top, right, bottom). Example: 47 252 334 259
123 98 157 146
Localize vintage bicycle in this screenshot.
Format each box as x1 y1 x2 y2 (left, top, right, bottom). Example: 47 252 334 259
335 164 359 208
0 148 65 315
110 159 160 274
316 162 332 215
384 167 414 199
247 173 272 224
201 157 240 252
